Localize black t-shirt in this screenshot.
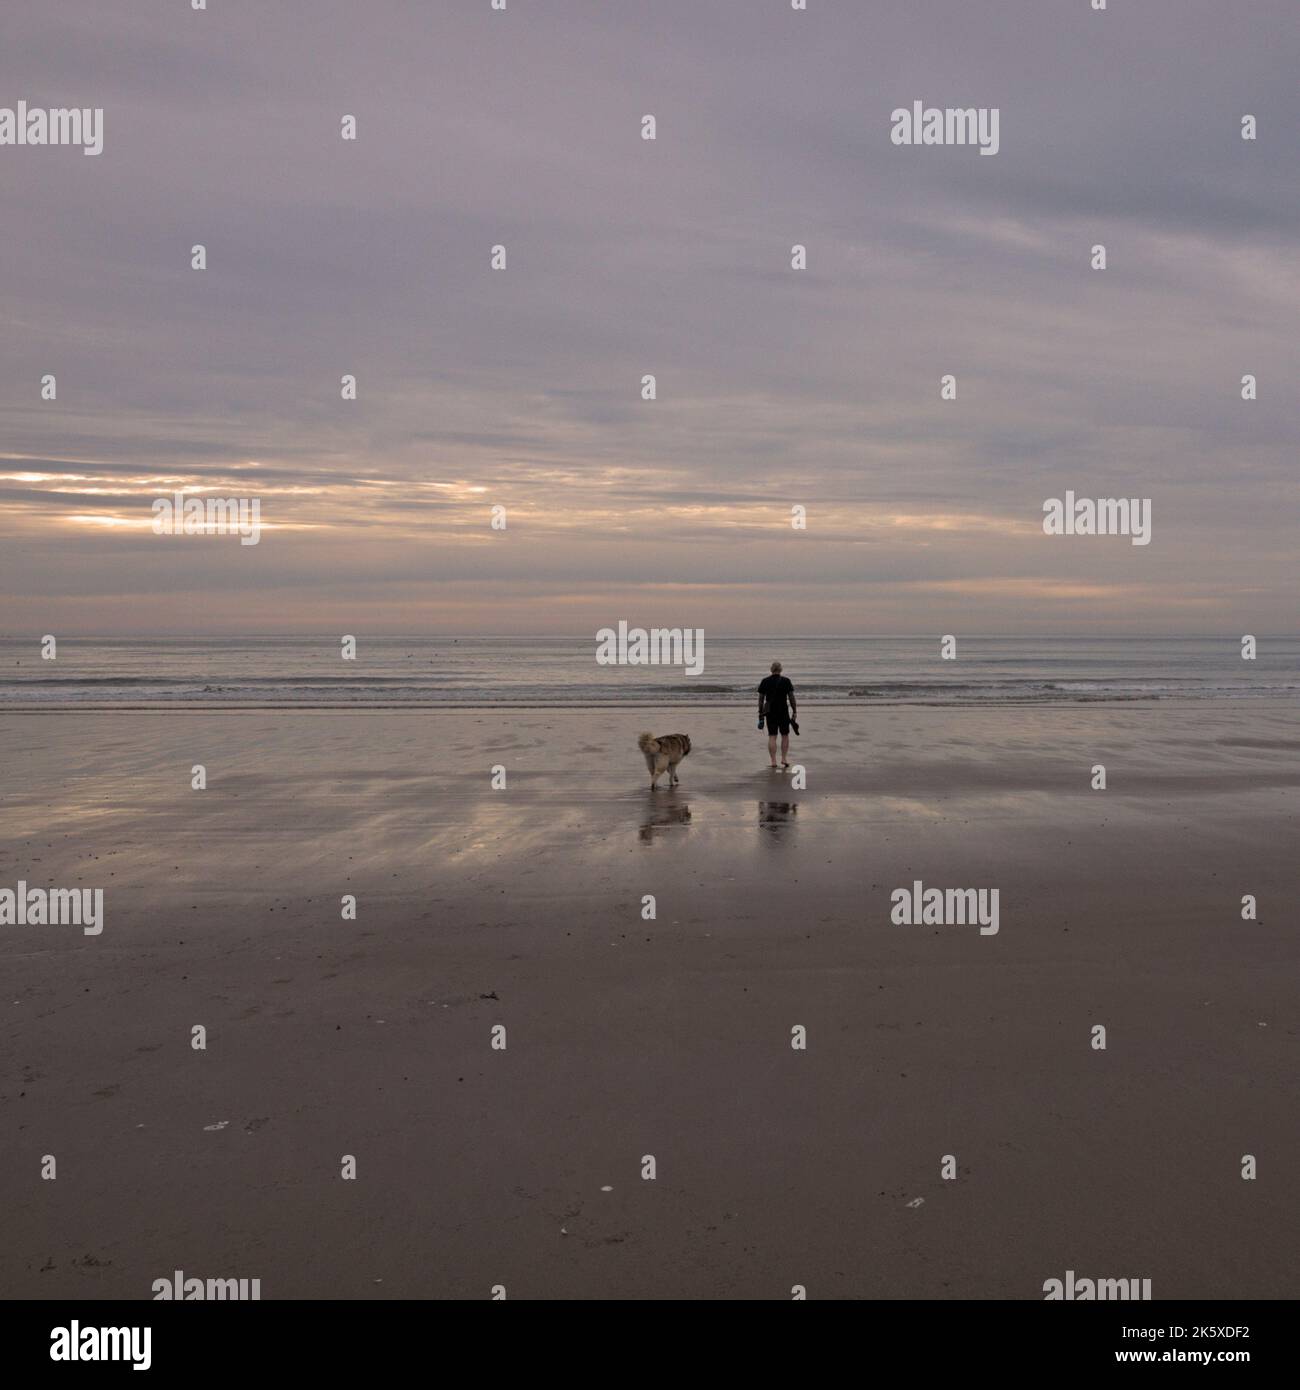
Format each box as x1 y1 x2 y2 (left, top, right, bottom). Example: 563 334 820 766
758 674 794 713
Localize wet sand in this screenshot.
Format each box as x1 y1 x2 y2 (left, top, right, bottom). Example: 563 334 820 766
0 702 1296 1299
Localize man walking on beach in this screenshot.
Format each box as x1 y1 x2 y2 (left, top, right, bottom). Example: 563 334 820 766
758 660 797 769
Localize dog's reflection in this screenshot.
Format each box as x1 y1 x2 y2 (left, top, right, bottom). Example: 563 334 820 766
757 800 798 842
639 790 693 842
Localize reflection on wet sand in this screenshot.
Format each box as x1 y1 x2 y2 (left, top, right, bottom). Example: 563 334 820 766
639 790 692 842
757 800 798 842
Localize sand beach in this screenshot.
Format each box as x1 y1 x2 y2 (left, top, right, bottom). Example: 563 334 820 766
1 701 1295 1299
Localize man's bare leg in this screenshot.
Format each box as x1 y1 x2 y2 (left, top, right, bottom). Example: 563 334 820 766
780 732 790 767
767 734 778 767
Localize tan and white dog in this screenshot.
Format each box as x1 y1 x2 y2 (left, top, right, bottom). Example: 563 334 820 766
638 731 692 789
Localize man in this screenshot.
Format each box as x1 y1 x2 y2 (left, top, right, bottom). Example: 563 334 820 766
757 660 797 769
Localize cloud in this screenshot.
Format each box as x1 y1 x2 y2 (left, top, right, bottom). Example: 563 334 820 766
0 0 1295 632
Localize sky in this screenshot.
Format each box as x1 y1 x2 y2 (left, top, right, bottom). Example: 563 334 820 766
1 0 1296 636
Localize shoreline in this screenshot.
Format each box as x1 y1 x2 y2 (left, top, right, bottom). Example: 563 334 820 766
0 694 1290 714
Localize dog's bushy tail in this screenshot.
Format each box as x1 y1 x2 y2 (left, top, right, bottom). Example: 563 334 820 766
637 731 658 753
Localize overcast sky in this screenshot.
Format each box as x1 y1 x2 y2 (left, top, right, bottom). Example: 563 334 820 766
1 0 1296 635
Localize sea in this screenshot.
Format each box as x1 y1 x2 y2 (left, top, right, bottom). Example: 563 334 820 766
0 635 1295 709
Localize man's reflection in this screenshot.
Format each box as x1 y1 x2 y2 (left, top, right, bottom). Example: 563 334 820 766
757 800 798 842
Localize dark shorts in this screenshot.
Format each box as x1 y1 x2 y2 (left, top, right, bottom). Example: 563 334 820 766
765 711 791 736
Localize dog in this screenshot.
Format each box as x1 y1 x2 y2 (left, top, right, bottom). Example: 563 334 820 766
638 731 691 789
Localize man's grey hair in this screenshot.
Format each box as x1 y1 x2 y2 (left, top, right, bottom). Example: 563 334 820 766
770 661 782 674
